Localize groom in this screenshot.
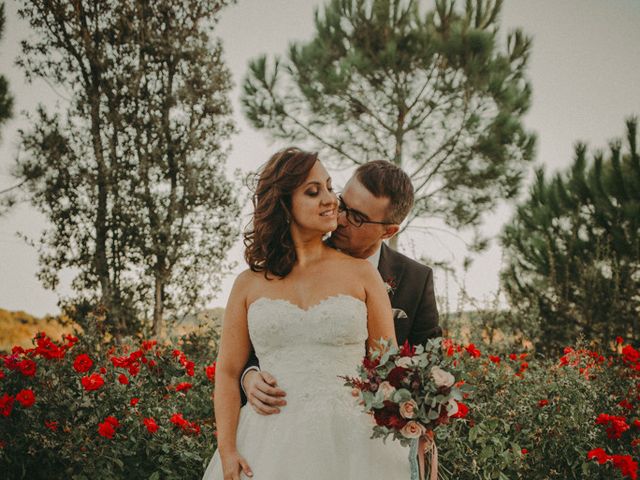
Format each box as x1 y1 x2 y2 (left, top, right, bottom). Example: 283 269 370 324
242 160 441 414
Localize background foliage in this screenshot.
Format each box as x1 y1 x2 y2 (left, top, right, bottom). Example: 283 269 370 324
501 118 640 353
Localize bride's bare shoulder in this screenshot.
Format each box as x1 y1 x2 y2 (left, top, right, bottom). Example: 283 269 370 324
231 269 269 293
328 249 375 274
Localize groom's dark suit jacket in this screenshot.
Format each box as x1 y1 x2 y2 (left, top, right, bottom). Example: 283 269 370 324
377 243 441 345
239 243 441 403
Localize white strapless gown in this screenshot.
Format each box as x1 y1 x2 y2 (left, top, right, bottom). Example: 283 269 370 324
202 294 411 479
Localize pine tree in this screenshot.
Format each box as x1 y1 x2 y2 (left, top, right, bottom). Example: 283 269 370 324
242 0 535 249
501 118 640 352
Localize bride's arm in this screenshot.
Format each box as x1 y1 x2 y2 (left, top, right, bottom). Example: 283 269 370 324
214 271 254 478
361 261 398 354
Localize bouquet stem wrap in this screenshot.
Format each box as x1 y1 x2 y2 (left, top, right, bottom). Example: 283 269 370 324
418 431 438 480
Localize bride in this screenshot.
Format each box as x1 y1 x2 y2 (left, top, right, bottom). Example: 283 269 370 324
202 148 410 479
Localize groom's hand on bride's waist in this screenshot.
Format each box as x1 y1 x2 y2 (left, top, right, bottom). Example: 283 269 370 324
243 370 287 415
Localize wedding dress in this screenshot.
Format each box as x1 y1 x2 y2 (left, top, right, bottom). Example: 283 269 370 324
202 294 411 479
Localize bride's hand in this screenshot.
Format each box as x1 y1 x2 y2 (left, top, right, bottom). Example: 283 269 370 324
221 450 253 479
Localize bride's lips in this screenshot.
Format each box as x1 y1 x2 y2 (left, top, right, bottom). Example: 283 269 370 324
319 208 337 218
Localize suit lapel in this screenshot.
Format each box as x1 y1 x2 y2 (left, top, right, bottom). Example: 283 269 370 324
377 243 405 299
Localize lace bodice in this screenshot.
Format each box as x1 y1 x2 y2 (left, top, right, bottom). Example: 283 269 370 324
247 294 368 406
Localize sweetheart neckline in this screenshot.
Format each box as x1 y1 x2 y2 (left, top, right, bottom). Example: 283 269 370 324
248 293 366 313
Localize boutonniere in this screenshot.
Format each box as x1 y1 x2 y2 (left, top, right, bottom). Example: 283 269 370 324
383 276 397 295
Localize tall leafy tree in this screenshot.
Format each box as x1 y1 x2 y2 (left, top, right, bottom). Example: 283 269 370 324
242 0 535 249
501 118 640 352
15 0 240 337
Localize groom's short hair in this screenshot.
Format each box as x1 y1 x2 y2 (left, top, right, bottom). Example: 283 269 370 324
354 160 414 224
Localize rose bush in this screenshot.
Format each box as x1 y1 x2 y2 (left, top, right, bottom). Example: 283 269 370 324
438 338 639 480
0 319 219 480
1 316 637 480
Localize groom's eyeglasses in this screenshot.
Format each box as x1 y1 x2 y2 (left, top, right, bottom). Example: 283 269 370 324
337 195 395 228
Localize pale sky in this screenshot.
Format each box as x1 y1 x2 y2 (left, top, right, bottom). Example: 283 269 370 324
1 0 639 317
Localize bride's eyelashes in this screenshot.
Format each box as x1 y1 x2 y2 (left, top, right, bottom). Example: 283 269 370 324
304 185 334 197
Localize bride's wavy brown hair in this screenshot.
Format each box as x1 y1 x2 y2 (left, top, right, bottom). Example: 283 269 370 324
244 148 319 278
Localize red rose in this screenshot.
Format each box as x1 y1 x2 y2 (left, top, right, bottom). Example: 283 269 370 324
73 354 93 373
170 412 187 427
34 333 66 359
130 397 140 407
143 417 159 433
45 420 58 431
465 344 481 358
589 447 606 461
149 360 157 367
175 382 193 393
98 421 116 439
118 374 129 385
538 399 549 407
488 355 501 364
128 362 140 377
142 340 156 351
611 454 638 480
596 413 630 439
169 412 200 434
521 448 529 455
81 373 104 391
111 356 129 368
509 353 517 361
452 401 469 419
516 362 529 377
205 363 216 382
0 369 4 380
622 345 640 365
616 336 623 345
184 361 195 377
387 366 409 388
16 389 35 408
104 416 119 427
100 367 107 374
634 419 640 429
0 393 14 417
619 399 633 410
18 359 37 377
372 401 408 430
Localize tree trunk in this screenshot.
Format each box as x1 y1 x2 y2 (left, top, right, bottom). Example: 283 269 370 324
152 275 164 338
88 87 112 319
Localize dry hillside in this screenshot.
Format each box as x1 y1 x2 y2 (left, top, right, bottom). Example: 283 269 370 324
0 309 75 353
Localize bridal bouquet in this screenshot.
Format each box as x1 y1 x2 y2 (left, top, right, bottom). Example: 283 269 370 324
342 338 468 480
